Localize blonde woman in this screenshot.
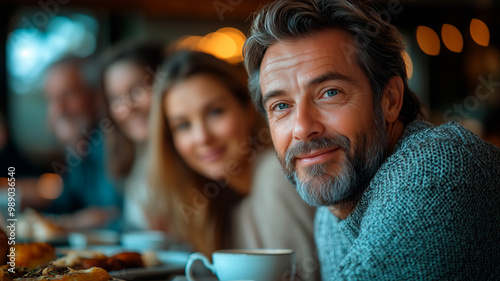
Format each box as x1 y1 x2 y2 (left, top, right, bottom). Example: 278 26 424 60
148 50 319 280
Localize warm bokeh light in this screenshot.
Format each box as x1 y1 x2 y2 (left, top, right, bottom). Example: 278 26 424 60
441 24 463 53
176 35 203 50
470 18 490 47
174 27 246 64
217 27 246 63
199 32 237 59
402 51 414 79
37 173 63 200
416 26 440 56
218 27 246 45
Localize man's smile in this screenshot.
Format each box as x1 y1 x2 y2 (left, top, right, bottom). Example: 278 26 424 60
296 147 341 166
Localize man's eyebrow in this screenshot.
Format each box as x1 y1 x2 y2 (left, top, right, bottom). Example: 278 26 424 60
262 90 286 109
306 72 354 88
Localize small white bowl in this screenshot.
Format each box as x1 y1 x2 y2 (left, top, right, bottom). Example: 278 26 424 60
68 230 120 249
121 231 171 251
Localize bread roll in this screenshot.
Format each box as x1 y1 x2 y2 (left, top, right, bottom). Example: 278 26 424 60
15 242 56 268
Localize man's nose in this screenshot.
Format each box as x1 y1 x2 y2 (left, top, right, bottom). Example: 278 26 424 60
293 100 324 141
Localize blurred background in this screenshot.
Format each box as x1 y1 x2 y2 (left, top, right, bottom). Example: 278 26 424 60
0 0 499 194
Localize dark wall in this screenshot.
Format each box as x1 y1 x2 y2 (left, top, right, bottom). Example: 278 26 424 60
0 5 11 118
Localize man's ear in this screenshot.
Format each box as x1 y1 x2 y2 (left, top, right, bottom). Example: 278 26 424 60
381 76 404 124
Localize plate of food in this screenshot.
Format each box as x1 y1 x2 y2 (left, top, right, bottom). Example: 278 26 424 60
0 241 124 281
0 240 190 281
55 247 191 280
1 265 125 281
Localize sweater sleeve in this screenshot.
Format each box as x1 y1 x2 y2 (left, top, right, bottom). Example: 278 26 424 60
333 126 500 280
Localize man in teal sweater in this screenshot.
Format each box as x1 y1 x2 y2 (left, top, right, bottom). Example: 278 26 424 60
244 0 500 279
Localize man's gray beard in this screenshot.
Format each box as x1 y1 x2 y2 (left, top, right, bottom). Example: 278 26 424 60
279 106 388 207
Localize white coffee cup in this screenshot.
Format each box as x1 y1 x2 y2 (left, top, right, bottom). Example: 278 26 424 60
185 249 296 281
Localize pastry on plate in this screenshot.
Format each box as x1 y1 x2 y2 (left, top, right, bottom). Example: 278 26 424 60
53 251 146 271
14 243 56 268
1 265 113 281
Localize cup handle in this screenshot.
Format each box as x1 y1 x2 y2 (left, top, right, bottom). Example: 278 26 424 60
185 252 216 281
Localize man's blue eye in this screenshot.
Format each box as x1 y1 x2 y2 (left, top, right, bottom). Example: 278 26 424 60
323 89 339 97
277 103 289 110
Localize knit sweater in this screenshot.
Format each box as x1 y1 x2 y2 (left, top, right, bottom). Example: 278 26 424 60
315 120 500 280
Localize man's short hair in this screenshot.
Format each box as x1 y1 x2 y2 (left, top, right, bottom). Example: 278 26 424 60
244 0 423 123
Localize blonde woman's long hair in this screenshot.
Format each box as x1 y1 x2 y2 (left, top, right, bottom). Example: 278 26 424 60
147 50 268 255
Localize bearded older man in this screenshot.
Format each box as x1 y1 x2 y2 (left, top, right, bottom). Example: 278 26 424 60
244 0 500 280
43 56 122 230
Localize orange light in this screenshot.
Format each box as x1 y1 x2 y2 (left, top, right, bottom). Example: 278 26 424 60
416 26 440 56
175 27 247 64
402 51 414 79
441 24 463 53
37 173 63 200
199 31 237 60
216 27 246 63
470 18 490 47
176 35 203 50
